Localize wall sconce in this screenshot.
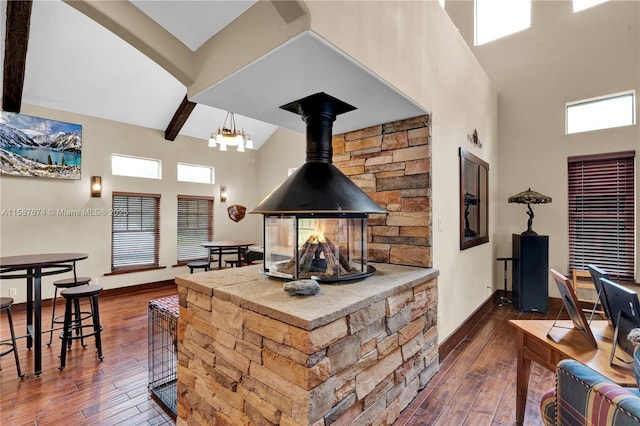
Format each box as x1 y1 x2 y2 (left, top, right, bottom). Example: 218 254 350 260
91 176 102 197
220 186 228 203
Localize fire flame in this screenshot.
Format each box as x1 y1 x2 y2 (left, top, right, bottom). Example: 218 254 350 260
309 223 326 244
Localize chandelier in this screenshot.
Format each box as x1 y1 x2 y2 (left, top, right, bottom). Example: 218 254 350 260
208 112 254 151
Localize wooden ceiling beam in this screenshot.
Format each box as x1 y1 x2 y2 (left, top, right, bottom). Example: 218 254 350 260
3 0 33 113
164 95 197 141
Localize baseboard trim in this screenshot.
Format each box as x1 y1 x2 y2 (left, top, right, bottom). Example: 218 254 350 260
438 291 497 362
10 279 177 312
439 290 564 362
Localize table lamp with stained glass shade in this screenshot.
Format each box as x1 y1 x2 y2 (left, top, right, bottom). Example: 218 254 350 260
508 188 552 236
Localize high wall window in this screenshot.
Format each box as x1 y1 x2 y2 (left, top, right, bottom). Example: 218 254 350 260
177 163 214 184
475 0 531 46
177 196 214 263
112 154 161 179
566 91 635 134
568 151 635 280
112 192 160 272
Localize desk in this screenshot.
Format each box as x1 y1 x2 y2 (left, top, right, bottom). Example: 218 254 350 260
0 253 88 376
509 319 634 424
201 241 255 269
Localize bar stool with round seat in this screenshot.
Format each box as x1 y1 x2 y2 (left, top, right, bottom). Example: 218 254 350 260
0 297 24 378
58 285 104 370
48 276 91 346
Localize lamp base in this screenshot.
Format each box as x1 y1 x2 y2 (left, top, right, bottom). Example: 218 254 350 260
521 229 538 236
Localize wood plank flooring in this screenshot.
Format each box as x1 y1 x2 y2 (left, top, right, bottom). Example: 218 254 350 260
397 301 558 426
1 285 556 425
0 283 177 426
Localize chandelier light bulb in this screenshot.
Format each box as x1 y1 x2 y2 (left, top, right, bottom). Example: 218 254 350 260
208 134 217 147
245 135 254 150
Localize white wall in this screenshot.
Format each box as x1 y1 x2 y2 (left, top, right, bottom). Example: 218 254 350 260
256 127 306 205
304 1 499 342
0 103 263 303
1 2 501 346
447 0 640 294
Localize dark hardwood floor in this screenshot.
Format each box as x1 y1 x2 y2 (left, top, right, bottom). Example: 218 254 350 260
397 300 558 426
0 283 177 426
1 286 555 425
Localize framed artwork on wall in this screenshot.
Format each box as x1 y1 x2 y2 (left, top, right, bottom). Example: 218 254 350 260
0 111 82 180
459 147 489 249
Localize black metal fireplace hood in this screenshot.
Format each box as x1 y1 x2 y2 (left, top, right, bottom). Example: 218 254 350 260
251 92 386 214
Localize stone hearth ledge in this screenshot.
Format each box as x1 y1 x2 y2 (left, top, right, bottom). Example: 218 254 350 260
175 262 439 425
175 263 438 330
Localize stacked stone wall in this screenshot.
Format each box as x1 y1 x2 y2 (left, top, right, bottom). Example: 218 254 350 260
332 115 432 268
176 275 438 425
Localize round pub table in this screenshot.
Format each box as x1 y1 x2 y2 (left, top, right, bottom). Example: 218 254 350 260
0 253 89 376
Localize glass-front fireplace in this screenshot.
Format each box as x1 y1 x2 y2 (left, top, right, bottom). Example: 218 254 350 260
262 213 374 283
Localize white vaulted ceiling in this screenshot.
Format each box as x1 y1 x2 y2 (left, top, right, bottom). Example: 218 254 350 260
1 0 427 149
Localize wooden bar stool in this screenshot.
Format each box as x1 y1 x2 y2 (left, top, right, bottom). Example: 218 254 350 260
0 297 24 378
48 276 91 346
187 261 210 273
58 285 104 370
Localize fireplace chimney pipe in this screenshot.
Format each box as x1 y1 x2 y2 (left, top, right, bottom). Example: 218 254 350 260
251 92 386 214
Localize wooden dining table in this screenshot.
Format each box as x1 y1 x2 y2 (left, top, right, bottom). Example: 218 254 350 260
201 240 256 269
0 253 89 376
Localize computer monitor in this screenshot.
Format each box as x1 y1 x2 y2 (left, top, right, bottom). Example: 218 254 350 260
587 264 612 323
599 278 640 357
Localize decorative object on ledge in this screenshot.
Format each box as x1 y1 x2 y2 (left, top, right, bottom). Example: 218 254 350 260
508 187 552 236
90 176 102 197
220 186 228 203
208 112 253 152
227 204 246 222
468 129 482 148
283 279 320 295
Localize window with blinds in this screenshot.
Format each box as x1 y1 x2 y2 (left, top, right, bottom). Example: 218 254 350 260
568 151 635 280
112 192 160 271
177 196 214 263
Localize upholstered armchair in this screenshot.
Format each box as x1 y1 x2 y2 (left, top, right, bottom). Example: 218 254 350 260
540 356 640 425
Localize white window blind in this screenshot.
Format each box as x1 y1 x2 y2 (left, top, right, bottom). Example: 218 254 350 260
177 196 214 263
112 192 160 271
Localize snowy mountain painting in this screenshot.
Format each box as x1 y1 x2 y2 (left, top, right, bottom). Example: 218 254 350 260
0 111 81 180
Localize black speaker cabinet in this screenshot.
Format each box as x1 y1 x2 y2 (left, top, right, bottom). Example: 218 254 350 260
512 234 548 313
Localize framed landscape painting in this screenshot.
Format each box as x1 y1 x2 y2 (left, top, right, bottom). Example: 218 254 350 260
0 111 82 180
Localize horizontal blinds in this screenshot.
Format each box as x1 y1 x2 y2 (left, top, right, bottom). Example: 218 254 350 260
112 193 160 271
568 152 635 279
177 196 214 262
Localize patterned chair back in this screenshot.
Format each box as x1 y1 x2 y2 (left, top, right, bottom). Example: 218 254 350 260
634 346 640 388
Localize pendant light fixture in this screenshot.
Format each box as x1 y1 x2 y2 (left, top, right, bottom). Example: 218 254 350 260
208 112 253 152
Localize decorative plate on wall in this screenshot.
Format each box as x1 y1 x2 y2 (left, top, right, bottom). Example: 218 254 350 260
227 204 246 222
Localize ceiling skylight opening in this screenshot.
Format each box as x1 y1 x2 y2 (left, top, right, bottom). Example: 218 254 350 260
475 0 531 46
566 91 636 134
573 0 609 13
439 0 445 8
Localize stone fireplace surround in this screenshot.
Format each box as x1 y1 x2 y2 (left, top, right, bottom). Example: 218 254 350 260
175 115 437 424
176 264 438 425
